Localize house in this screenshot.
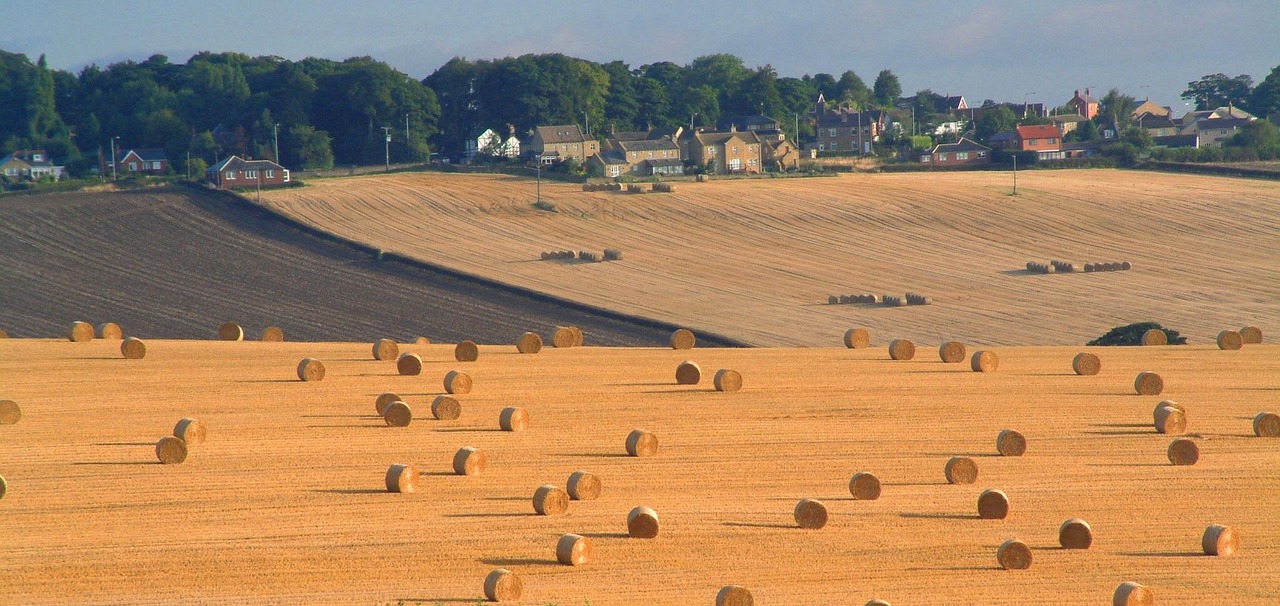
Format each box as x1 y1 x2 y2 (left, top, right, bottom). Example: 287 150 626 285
683 130 766 174
1176 106 1256 146
207 156 290 189
1135 112 1177 138
528 125 599 165
1014 124 1063 158
918 137 991 166
0 149 65 181
1050 114 1088 136
717 115 781 133
465 126 520 161
1067 89 1099 120
1062 141 1103 158
1153 134 1199 149
763 137 800 171
812 107 886 154
104 148 170 175
1131 99 1173 119
592 135 684 178
968 102 1046 122
0 155 31 181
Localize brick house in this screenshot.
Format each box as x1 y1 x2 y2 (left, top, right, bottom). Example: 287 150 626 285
529 125 599 165
1014 124 1062 157
1 149 65 181
684 130 766 174
1135 112 1177 138
207 156 290 189
592 135 684 178
1067 89 1099 120
812 107 886 154
104 148 170 175
918 138 991 166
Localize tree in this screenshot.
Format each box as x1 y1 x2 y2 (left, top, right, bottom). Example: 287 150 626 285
975 105 1016 143
1226 119 1280 160
1098 88 1138 132
1182 73 1253 111
1065 119 1098 142
287 124 333 170
872 69 901 107
1087 322 1186 346
733 65 783 117
1248 64 1280 118
835 70 871 108
601 61 639 131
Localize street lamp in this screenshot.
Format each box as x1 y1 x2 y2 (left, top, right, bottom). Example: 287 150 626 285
1023 92 1036 118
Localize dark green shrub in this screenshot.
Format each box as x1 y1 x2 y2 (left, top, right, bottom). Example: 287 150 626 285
1087 322 1187 346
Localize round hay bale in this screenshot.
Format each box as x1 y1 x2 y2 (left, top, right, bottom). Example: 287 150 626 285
843 328 871 349
516 331 543 354
1140 328 1167 346
627 506 660 538
296 358 326 382
1167 438 1199 465
567 470 601 500
0 475 6 500
670 328 696 350
556 533 592 566
444 370 472 394
68 321 94 342
383 401 412 427
1202 523 1240 557
0 399 22 425
864 601 892 606
552 326 577 348
848 471 882 500
1072 352 1101 376
996 429 1026 456
1113 581 1153 606
996 538 1032 570
978 489 1010 519
96 322 123 339
1216 329 1243 350
1133 371 1164 396
793 498 829 529
970 350 999 372
888 339 915 360
173 418 206 445
1058 518 1093 549
1253 411 1280 437
385 463 418 493
1120 260 1133 270
1154 405 1186 435
374 392 401 416
415 336 431 345
626 429 658 456
452 446 486 476
483 568 522 602
716 585 754 606
1153 400 1184 422
713 369 742 392
675 360 702 385
454 340 479 362
120 337 147 359
260 326 284 342
155 436 188 464
1084 263 1096 273
828 295 839 305
218 322 244 341
396 353 423 376
945 456 978 484
533 484 569 515
372 338 399 361
839 295 851 304
1239 326 1263 344
938 341 966 363
570 326 584 347
431 395 461 421
541 251 550 260
499 406 529 432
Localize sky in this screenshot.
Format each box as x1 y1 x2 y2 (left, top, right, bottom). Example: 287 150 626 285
4 1 1278 114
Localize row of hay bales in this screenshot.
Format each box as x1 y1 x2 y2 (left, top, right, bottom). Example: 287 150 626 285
1139 326 1264 348
827 293 932 306
581 182 675 193
1026 259 1133 274
540 249 623 262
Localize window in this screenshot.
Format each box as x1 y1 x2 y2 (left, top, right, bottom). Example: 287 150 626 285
265 170 274 178
32 153 43 161
706 146 716 155
1048 138 1057 144
226 171 236 180
732 146 738 153
827 128 836 137
128 162 138 172
609 165 620 177
748 158 757 166
921 156 931 163
978 151 987 158
818 144 825 151
957 152 969 160
939 153 948 161
728 158 742 171
749 145 757 152
1028 139 1038 145
152 161 162 170
246 170 258 179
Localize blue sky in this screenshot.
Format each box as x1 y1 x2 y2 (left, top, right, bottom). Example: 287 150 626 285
5 1 1277 113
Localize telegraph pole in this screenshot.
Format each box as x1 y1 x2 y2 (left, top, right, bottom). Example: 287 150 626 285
405 114 410 161
110 136 118 180
381 126 392 171
273 123 279 163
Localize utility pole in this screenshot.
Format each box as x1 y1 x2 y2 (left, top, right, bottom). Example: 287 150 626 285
536 160 542 204
381 126 392 171
1012 155 1018 195
109 136 119 180
272 123 279 163
186 151 191 181
405 114 410 161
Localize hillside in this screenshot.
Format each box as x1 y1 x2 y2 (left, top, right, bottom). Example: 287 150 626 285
260 170 1280 346
2 338 1277 604
0 187 739 346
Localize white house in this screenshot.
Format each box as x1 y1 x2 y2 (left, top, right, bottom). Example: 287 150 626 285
465 127 521 161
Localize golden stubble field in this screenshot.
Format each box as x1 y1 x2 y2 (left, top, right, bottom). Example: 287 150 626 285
259 170 1280 347
1 335 1277 605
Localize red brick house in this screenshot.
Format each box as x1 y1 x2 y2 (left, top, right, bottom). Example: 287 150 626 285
918 138 991 166
103 148 170 175
1067 89 1099 120
207 156 290 189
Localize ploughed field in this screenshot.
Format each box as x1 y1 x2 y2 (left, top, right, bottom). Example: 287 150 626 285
0 189 735 346
1 335 1277 604
260 170 1280 347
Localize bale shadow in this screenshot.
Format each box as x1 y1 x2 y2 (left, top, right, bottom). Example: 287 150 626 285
1091 422 1153 428
921 452 999 458
305 424 385 429
1084 430 1155 436
300 414 381 419
397 598 482 604
906 565 994 571
72 461 158 466
638 388 704 394
1087 463 1169 468
578 531 629 539
999 269 1037 276
93 442 155 447
883 481 942 487
556 453 633 458
478 557 557 566
1115 551 1204 558
442 512 530 518
310 488 388 495
723 521 794 529
611 382 674 387
484 496 530 502
900 512 974 520
237 379 298 383
420 471 455 476
434 427 504 433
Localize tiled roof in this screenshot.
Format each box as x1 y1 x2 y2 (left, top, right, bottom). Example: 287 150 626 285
930 137 990 154
1016 124 1060 139
535 125 587 144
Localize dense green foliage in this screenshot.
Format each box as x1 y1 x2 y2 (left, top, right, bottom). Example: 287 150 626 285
1086 322 1187 346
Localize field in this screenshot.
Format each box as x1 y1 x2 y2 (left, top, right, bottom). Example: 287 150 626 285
260 169 1280 347
0 189 736 346
2 336 1277 604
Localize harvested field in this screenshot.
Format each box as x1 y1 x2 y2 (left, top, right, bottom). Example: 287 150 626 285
0 188 737 347
260 170 1280 346
0 339 1276 604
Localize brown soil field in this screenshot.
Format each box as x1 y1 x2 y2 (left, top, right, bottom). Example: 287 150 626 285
2 338 1277 604
0 188 738 346
260 169 1280 346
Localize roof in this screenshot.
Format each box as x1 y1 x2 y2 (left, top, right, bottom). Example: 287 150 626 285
988 130 1017 143
717 115 780 131
1050 114 1088 124
7 150 56 167
1135 112 1175 129
1071 90 1098 104
616 139 679 153
815 108 884 128
209 155 285 173
1153 134 1199 148
1016 124 1060 139
0 155 32 169
935 95 966 113
1196 117 1250 130
691 130 763 146
594 150 628 165
641 158 683 168
534 125 588 144
122 148 168 162
930 137 990 154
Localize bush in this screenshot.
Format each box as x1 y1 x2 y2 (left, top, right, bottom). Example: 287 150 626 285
1086 322 1187 346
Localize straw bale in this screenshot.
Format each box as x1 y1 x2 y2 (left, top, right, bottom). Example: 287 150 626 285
516 331 543 354
120 337 147 359
1072 352 1101 375
626 429 658 456
533 484 569 515
1239 326 1263 344
96 322 123 339
1141 329 1167 346
0 475 6 499
431 395 461 420
68 321 94 342
996 429 1026 456
452 446 486 476
1216 330 1243 350
260 326 285 342
556 533 592 566
395 353 423 376
444 370 473 394
888 339 915 360
173 418 206 444
383 401 412 427
567 471 601 500
671 328 696 350
499 406 529 431
1058 518 1093 549
1167 438 1199 465
372 338 399 361
296 358 326 382
996 538 1032 570
1133 371 1164 396
627 506 660 538
1253 411 1280 437
553 326 577 348
1154 405 1186 435
374 392 400 416
843 328 870 349
713 369 742 392
455 340 479 362
1113 582 1152 606
938 341 966 363
415 336 431 345
155 436 188 464
1201 524 1239 556
794 498 829 529
848 471 882 500
0 400 22 425
716 585 753 606
675 360 702 385
945 456 978 484
978 489 1010 519
484 569 523 602
970 350 999 372
218 322 244 341
384 463 418 493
